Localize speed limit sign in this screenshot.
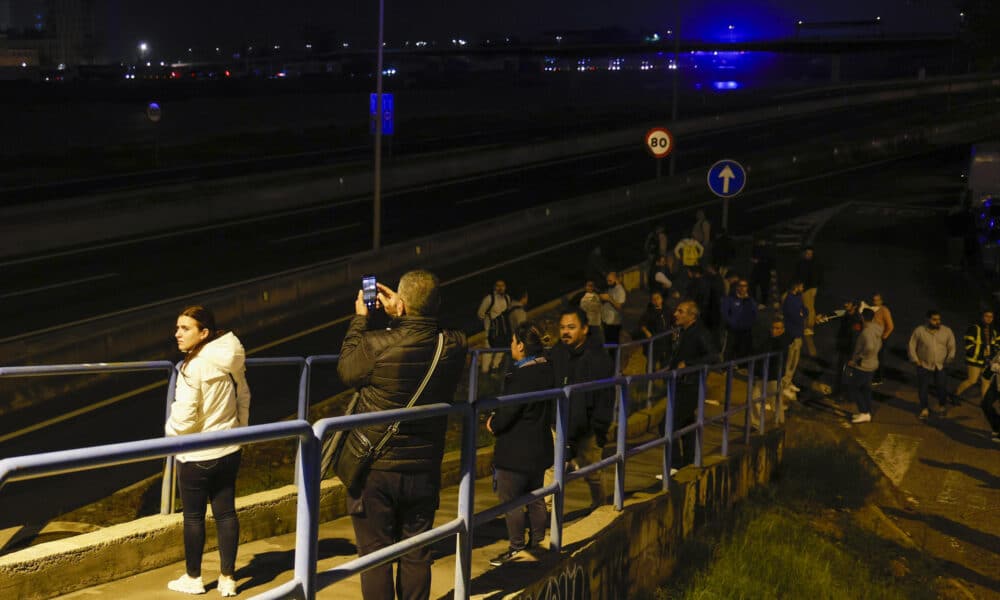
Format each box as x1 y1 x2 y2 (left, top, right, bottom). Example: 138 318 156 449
644 127 674 159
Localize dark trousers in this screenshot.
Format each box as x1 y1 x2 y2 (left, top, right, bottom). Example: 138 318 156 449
725 328 753 362
177 450 242 578
349 470 440 600
603 324 622 346
833 351 851 395
982 386 1000 433
916 366 948 410
660 381 699 469
845 366 874 414
873 344 887 383
494 468 547 551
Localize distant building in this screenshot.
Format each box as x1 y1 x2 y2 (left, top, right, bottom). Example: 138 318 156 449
45 0 99 65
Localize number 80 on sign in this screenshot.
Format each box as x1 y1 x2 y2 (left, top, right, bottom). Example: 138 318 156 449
644 127 674 159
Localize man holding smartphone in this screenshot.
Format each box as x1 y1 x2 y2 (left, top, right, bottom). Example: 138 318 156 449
337 270 467 600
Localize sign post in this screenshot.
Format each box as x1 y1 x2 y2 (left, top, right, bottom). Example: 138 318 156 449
146 101 162 167
644 127 674 180
706 159 747 231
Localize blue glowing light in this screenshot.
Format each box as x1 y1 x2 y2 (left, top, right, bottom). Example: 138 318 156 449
712 81 741 90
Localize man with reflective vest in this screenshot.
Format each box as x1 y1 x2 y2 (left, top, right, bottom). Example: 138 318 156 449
953 310 1000 404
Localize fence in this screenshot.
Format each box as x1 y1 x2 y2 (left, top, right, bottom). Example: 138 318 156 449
0 344 783 600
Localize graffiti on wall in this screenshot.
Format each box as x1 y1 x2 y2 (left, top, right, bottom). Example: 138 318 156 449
524 564 588 600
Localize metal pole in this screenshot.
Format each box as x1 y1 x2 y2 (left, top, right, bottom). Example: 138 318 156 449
160 366 178 514
695 366 706 467
550 390 569 551
721 364 733 458
663 375 676 490
669 0 681 177
294 431 321 599
614 382 628 510
453 403 476 599
722 197 730 231
745 359 755 444
372 0 385 251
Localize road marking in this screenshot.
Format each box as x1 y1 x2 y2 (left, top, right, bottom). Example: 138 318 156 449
0 381 167 445
0 199 366 268
455 188 520 206
859 433 921 487
935 470 963 505
269 222 360 244
0 273 118 299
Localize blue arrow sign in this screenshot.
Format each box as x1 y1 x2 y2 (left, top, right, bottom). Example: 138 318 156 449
707 159 747 198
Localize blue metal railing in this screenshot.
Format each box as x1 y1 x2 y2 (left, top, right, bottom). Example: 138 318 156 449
1 343 783 600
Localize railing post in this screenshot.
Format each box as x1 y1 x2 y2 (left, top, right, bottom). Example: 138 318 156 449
294 361 310 487
662 374 676 490
722 364 733 458
454 402 477 600
745 359 755 445
695 366 707 468
614 345 622 377
160 365 178 515
775 351 786 425
760 356 770 434
614 379 629 511
467 352 480 406
296 429 321 600
645 338 655 408
550 389 570 552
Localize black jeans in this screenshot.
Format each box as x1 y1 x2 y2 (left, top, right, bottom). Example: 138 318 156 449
916 366 948 410
725 328 754 362
177 449 242 578
659 381 699 469
494 468 547 551
349 470 440 600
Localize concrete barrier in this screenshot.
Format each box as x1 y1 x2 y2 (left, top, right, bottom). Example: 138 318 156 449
502 428 784 600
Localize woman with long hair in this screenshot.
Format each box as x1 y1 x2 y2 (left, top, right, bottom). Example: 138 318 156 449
486 321 554 566
166 306 250 597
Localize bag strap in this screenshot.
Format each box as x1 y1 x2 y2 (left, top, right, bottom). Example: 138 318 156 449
371 332 446 457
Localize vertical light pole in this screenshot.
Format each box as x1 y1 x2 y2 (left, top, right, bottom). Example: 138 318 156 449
669 0 681 176
372 0 385 251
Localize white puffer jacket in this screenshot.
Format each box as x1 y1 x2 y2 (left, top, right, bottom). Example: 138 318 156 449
166 332 251 463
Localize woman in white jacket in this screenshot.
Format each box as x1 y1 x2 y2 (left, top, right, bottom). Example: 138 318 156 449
166 306 251 597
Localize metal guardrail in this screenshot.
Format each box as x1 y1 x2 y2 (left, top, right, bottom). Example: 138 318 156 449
0 346 783 599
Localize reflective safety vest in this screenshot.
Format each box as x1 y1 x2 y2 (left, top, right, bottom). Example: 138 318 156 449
964 323 1000 367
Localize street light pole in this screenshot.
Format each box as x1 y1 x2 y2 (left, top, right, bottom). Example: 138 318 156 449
372 0 385 251
669 0 681 176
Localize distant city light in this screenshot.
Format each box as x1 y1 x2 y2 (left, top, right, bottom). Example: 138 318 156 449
273 44 280 50
21 62 27 68
728 25 734 30
713 81 740 90
57 63 65 70
139 42 148 53
555 35 563 43
415 41 427 47
188 48 192 53
146 61 151 66
215 47 220 53
797 20 804 25
876 16 881 21
342 42 349 48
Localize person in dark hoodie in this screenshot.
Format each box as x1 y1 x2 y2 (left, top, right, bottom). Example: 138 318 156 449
750 318 792 422
549 306 614 510
663 300 719 470
486 321 555 566
721 278 758 362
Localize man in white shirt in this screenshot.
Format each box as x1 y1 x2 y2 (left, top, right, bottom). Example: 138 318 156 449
908 309 956 420
599 271 627 346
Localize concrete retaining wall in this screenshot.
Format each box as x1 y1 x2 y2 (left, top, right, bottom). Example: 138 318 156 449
506 428 785 600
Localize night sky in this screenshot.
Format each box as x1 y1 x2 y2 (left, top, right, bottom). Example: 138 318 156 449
10 0 966 58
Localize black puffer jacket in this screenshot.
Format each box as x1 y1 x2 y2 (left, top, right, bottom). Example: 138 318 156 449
491 358 555 473
549 335 614 446
337 315 467 476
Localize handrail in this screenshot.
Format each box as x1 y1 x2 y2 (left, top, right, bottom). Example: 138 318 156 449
0 420 319 599
1 347 783 600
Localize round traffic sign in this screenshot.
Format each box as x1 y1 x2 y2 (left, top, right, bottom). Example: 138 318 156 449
707 159 747 198
644 127 674 159
146 101 162 123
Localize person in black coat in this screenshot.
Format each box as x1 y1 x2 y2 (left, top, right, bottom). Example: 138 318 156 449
549 306 614 509
664 301 719 470
487 321 554 565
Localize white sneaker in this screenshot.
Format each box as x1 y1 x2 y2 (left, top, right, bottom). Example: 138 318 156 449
851 413 871 424
217 575 237 597
167 574 206 595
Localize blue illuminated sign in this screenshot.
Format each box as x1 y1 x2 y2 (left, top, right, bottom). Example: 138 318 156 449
369 93 394 135
707 159 747 198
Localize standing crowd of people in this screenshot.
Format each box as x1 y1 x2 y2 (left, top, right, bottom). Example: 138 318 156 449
158 206 1000 599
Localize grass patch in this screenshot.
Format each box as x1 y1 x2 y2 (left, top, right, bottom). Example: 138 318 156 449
657 428 946 600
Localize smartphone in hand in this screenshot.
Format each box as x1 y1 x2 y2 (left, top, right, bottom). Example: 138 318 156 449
362 275 378 310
